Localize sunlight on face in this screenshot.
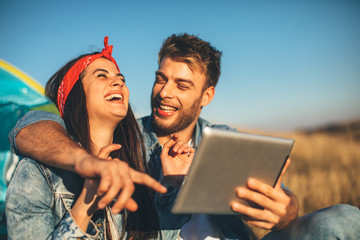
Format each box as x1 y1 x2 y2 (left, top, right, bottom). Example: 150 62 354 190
81 58 129 127
151 57 209 135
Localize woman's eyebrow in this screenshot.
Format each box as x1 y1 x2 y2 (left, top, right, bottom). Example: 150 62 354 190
92 69 124 79
93 69 109 75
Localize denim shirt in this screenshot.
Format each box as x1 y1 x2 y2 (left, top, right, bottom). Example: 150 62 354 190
7 111 251 240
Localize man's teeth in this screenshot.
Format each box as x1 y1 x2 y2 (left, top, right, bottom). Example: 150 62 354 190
159 104 176 111
105 94 123 101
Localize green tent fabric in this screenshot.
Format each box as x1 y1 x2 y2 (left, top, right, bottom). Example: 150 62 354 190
0 59 50 150
0 59 53 234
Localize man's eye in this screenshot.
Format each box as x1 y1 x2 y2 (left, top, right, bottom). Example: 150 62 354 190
178 84 189 90
155 77 166 83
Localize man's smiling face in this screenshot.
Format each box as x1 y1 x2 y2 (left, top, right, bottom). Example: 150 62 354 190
151 56 209 136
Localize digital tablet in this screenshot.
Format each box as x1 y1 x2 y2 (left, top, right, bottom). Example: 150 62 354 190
172 127 294 215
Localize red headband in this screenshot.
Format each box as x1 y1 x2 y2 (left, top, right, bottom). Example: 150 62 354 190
57 36 119 117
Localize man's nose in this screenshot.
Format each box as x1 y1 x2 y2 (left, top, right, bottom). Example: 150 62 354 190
159 81 174 99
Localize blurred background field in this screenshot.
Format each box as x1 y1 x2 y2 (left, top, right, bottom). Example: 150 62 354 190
244 119 360 239
285 120 360 215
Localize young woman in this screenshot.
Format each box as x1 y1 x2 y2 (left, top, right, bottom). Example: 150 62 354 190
5 37 193 239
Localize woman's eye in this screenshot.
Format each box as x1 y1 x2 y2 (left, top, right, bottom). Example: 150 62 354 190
97 74 106 78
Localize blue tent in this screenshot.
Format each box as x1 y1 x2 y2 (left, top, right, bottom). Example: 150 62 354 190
0 59 56 234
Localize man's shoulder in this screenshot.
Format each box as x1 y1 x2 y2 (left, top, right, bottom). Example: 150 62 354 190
136 115 150 129
197 117 236 132
193 118 237 147
18 110 64 128
136 116 153 136
136 115 159 148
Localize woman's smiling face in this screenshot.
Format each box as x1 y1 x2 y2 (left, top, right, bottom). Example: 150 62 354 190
81 57 129 125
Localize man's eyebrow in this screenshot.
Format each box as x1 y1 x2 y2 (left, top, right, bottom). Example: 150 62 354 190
155 71 166 79
155 71 194 86
176 78 194 87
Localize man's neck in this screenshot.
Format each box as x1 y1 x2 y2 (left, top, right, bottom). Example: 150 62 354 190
157 122 197 146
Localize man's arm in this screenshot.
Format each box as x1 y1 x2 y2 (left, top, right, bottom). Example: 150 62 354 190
10 111 167 212
16 120 87 172
13 120 125 207
11 113 103 179
10 111 116 177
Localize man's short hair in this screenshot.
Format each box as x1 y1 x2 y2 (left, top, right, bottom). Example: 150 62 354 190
158 33 222 88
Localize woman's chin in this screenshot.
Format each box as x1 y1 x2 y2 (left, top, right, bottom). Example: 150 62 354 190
111 113 127 122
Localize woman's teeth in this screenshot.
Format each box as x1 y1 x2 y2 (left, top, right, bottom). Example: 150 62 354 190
105 94 123 101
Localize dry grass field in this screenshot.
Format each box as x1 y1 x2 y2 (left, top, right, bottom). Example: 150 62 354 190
242 119 360 239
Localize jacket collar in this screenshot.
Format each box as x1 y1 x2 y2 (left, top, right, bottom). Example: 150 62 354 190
139 115 212 151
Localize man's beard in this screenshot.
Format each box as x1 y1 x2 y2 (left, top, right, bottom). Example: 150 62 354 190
151 96 201 136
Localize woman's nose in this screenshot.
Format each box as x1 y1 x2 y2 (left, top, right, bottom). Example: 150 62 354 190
110 78 124 87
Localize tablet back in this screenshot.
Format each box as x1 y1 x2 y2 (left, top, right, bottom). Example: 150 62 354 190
172 127 294 215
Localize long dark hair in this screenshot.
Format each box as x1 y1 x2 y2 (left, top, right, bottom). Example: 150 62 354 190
45 53 160 239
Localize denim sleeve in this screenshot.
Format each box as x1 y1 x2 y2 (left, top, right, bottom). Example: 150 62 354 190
8 110 65 156
154 182 190 230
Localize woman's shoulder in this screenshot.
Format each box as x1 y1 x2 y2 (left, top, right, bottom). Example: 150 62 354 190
6 158 54 207
11 158 82 195
13 157 48 180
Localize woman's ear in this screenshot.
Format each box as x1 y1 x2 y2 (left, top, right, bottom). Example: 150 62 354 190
201 86 215 107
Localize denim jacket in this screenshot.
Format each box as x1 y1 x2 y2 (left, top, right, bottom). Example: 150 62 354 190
138 116 251 240
7 111 251 240
5 157 124 239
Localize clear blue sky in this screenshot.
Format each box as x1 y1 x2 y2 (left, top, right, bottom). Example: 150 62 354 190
1 0 359 131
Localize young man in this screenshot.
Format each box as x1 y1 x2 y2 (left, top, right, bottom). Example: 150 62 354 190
8 33 360 239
